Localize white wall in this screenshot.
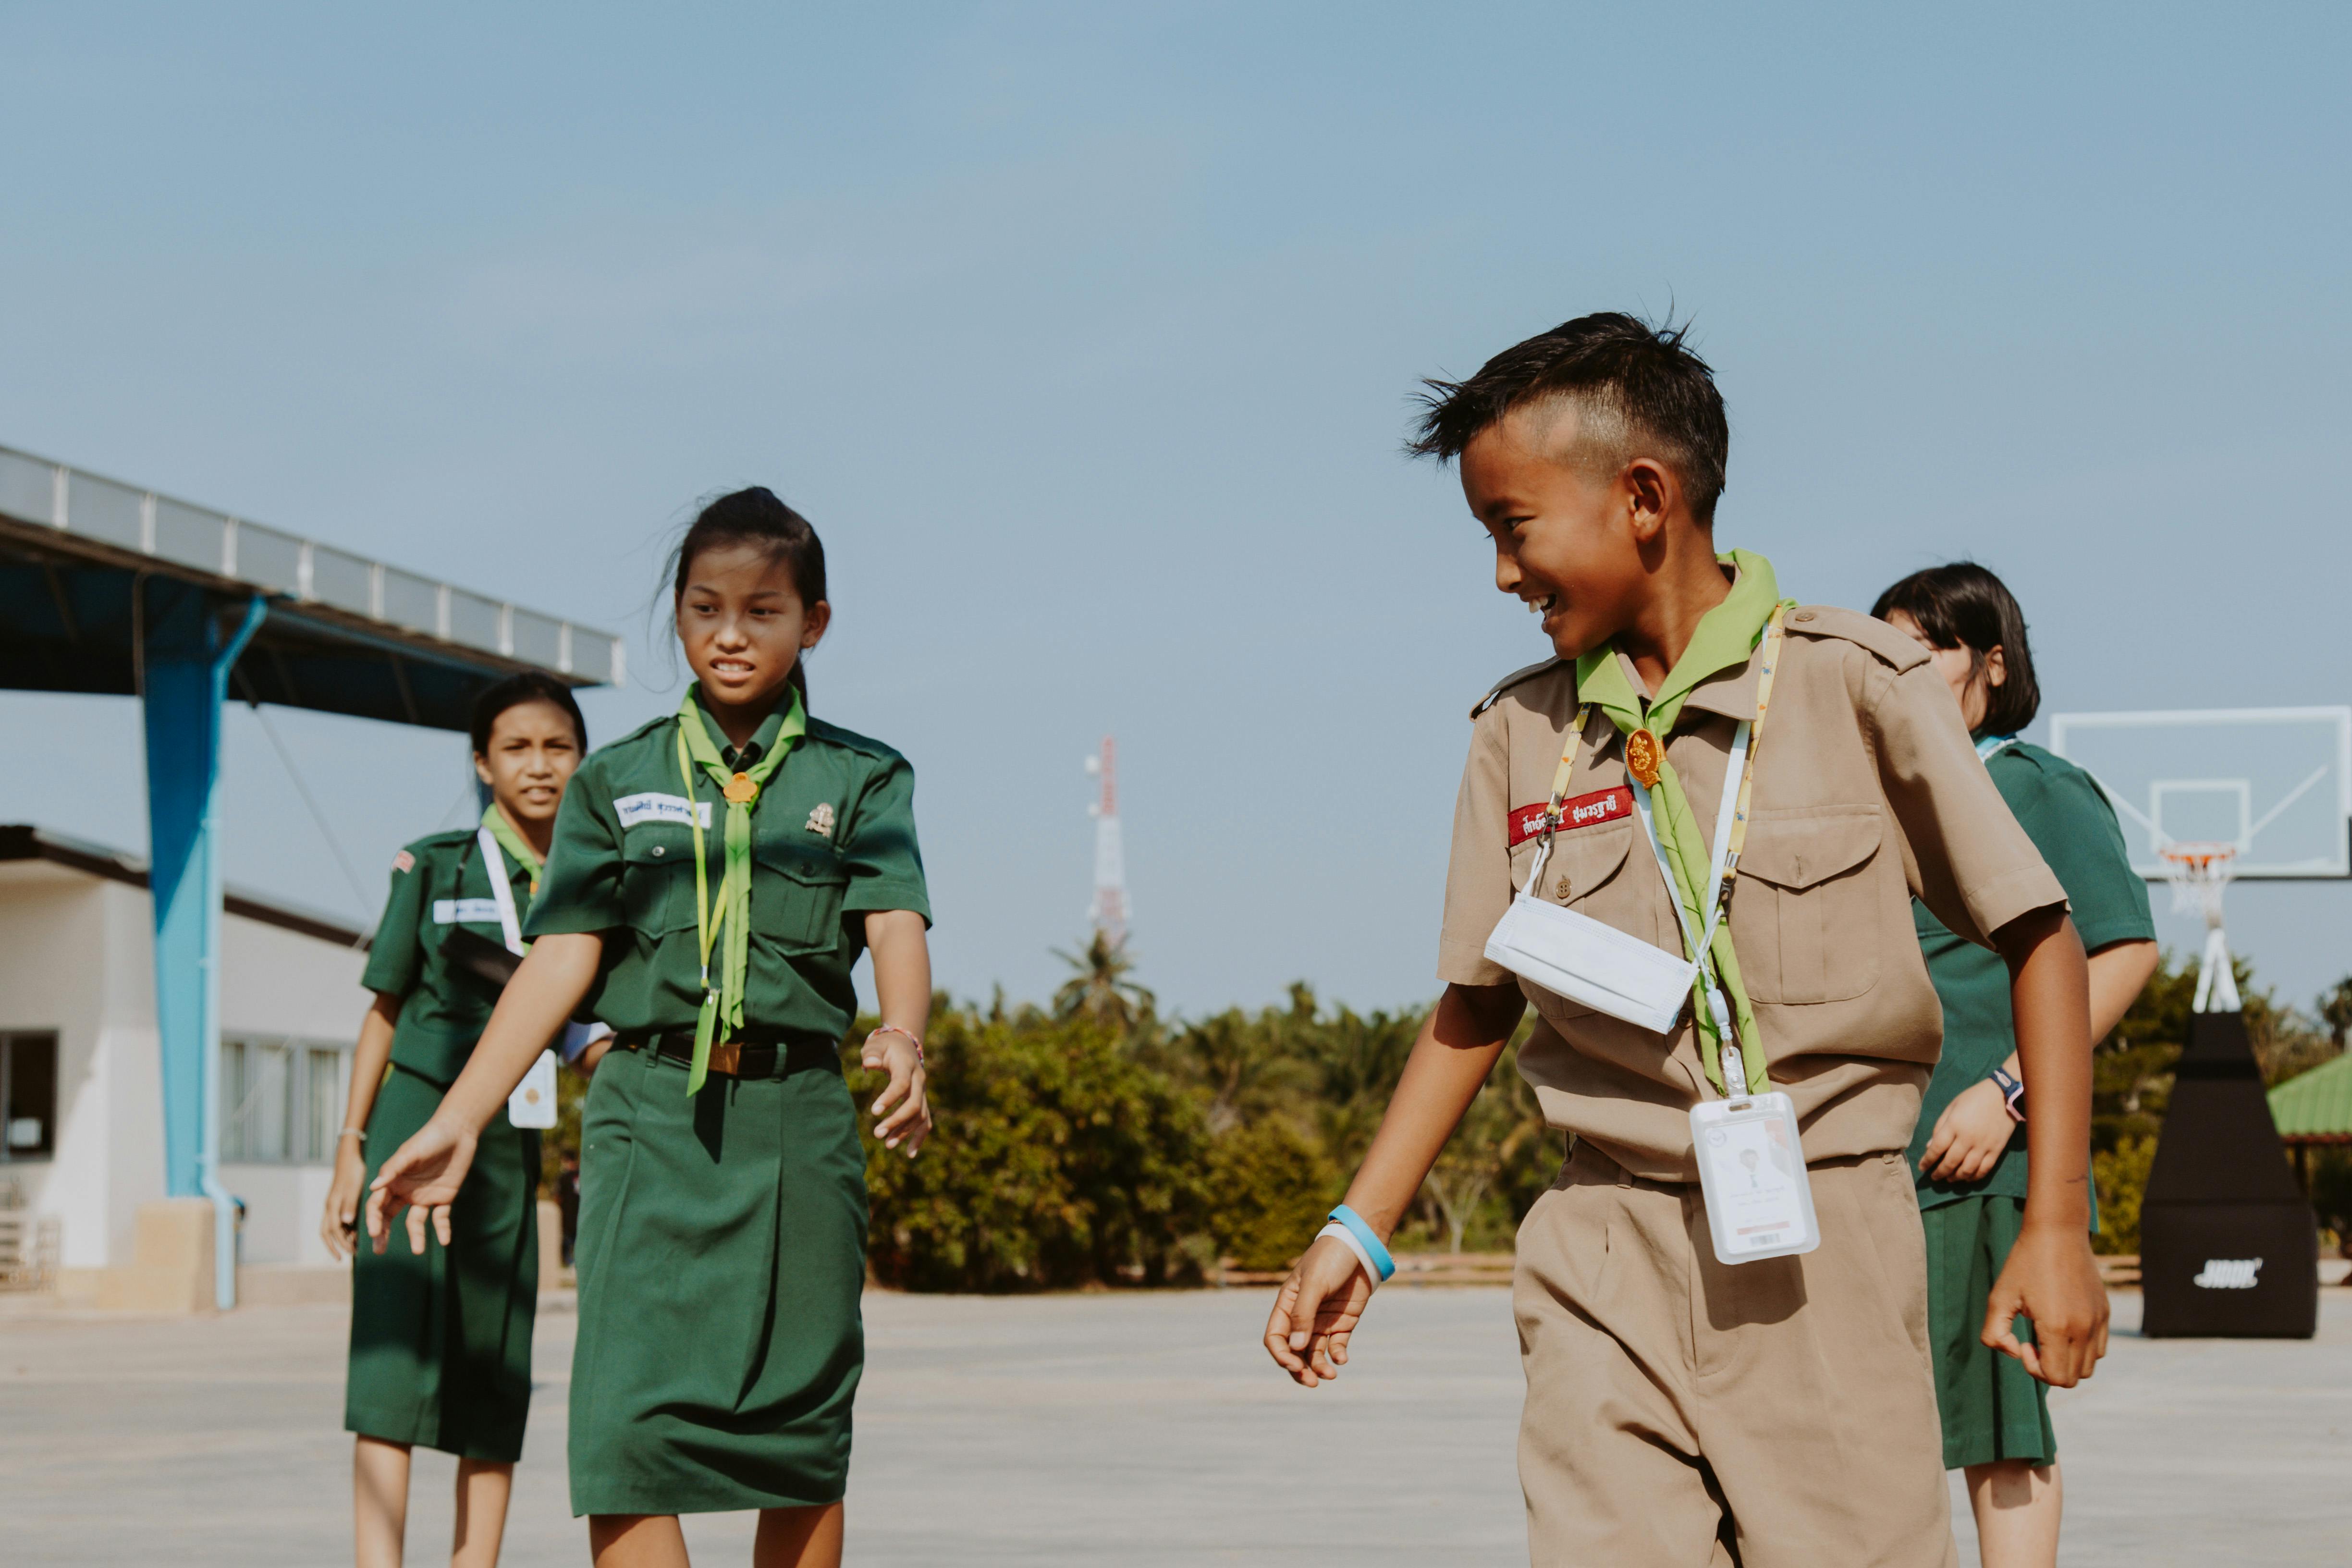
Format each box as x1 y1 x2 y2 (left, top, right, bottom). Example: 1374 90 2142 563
0 859 368 1268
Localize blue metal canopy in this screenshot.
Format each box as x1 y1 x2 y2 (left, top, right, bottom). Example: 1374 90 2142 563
0 441 625 1307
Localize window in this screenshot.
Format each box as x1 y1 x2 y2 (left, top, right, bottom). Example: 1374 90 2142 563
0 1034 58 1161
220 1038 352 1164
307 1048 345 1163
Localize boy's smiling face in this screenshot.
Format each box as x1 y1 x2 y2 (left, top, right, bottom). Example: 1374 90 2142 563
1459 402 1662 662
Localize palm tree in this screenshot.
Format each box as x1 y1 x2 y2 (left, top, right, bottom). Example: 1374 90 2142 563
1051 931 1156 1034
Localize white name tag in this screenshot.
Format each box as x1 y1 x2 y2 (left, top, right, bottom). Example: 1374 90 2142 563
507 1050 559 1128
1690 1092 1821 1265
614 792 711 830
432 898 504 924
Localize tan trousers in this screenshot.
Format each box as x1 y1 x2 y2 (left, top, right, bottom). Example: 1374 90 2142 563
1514 1141 1957 1568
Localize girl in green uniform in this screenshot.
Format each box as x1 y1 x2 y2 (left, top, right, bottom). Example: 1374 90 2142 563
322 671 595 1568
368 487 933 1568
1875 564 2159 1568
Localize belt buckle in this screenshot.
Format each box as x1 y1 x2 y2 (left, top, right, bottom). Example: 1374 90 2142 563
707 1039 746 1077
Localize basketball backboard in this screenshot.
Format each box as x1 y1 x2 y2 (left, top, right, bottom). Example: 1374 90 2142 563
2047 707 2352 881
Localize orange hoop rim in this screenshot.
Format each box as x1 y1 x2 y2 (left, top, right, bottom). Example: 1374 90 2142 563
2159 840 2240 872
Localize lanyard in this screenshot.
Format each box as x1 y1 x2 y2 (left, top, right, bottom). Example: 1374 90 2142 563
477 828 527 957
671 686 804 1094
1527 606 1789 1095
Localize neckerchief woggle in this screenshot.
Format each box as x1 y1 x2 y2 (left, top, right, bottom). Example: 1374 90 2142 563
1574 550 1789 1095
673 683 806 1094
477 804 542 956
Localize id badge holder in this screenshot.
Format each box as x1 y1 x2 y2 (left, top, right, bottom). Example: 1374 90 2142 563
507 1050 559 1128
1690 1089 1820 1266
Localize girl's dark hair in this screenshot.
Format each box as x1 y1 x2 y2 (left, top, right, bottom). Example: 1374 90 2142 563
469 671 588 756
665 486 827 701
1871 562 2040 735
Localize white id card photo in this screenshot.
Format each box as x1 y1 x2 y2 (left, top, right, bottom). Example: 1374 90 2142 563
1690 1091 1820 1266
507 1049 559 1128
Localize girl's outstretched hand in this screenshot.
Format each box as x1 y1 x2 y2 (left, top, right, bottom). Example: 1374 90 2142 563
1264 1235 1374 1387
365 1116 478 1255
861 1029 930 1155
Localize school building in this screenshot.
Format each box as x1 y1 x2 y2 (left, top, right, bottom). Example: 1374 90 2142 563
0 823 368 1298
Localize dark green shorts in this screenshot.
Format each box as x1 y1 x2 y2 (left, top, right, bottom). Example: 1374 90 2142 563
1921 1193 2056 1470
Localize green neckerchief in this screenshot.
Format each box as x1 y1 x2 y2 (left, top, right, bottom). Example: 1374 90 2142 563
672 683 807 1094
480 803 543 894
1575 549 1786 1093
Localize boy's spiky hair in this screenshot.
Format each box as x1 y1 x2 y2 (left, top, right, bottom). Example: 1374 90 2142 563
1407 312 1730 522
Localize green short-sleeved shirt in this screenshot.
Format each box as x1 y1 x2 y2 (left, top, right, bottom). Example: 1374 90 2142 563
524 698 930 1041
360 828 539 1086
1909 740 2155 1209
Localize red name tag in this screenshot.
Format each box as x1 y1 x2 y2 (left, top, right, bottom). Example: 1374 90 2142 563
1507 786 1634 847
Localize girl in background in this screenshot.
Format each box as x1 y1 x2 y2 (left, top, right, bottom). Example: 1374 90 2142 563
1874 564 2159 1568
368 488 933 1568
323 672 594 1568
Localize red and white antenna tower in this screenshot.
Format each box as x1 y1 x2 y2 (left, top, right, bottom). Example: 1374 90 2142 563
1084 736 1128 948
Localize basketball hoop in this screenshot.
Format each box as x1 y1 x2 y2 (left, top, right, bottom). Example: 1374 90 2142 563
2160 841 2242 1014
2159 840 2238 927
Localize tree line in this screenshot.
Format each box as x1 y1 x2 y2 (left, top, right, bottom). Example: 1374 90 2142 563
546 940 2352 1290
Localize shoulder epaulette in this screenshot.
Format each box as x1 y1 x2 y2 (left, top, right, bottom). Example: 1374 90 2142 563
1470 656 1568 719
805 715 906 763
404 827 475 855
609 713 676 748
1780 605 1929 673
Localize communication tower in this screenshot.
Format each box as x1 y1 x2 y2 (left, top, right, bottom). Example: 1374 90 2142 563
1083 736 1128 947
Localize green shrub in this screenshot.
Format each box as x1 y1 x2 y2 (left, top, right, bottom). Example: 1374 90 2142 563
2092 1135 2156 1255
856 1005 1210 1292
1205 1115 1339 1270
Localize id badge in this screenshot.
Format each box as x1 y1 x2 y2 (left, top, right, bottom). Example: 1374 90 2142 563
1689 1091 1820 1265
507 1050 559 1128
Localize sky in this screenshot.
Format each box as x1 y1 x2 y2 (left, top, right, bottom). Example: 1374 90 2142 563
1 2 2348 1020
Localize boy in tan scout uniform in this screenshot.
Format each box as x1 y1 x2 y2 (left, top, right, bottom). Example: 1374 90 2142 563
1265 314 2109 1567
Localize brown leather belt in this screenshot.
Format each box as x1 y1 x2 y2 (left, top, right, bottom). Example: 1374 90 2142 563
622 1032 839 1082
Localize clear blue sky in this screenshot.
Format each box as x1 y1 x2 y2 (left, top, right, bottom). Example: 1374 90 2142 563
3 3 2347 1017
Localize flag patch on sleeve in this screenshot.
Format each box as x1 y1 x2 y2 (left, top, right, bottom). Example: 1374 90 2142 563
1507 786 1634 847
391 849 415 874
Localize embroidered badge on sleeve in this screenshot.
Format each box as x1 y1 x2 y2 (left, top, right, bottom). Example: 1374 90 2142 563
392 849 415 874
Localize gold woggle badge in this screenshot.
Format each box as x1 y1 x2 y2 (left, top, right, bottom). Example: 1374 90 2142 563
723 772 759 806
1624 728 1664 788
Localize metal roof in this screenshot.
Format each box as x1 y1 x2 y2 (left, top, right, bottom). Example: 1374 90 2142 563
2269 1051 2352 1144
0 823 368 949
0 442 625 731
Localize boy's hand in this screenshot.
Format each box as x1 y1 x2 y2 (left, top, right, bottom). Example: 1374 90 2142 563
1982 1221 2109 1386
365 1115 478 1255
1264 1235 1374 1387
1919 1079 2018 1185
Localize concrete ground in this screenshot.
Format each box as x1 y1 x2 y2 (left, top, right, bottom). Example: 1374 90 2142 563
2 1286 2345 1566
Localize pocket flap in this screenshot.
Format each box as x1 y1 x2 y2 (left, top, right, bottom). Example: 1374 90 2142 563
753 836 850 885
1738 809 1882 891
621 827 691 868
1546 819 1636 897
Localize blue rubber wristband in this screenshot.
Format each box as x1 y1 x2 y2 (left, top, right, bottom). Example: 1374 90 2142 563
1326 1204 1396 1283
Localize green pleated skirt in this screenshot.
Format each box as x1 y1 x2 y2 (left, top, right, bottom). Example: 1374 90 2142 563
1921 1193 2057 1470
567 1042 868 1518
346 1063 541 1461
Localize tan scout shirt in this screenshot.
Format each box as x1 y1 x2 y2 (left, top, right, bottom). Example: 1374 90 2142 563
1437 605 2068 1181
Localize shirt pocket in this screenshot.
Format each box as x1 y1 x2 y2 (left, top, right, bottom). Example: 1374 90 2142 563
1506 821 1666 1018
1731 806 1885 1004
751 839 852 956
619 827 697 939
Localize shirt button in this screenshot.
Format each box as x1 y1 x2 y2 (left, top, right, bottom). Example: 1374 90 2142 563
1789 610 1814 623
651 845 665 857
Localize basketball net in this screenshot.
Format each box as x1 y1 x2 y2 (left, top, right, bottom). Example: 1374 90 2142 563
2161 842 2241 1013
